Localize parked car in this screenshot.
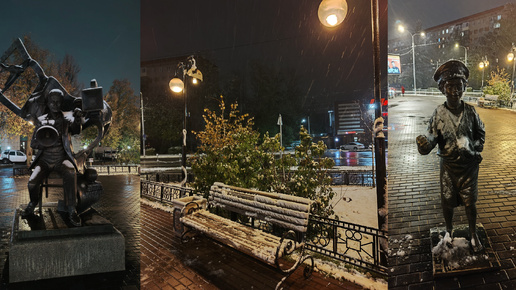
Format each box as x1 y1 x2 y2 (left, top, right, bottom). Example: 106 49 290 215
340 142 366 151
1 150 27 164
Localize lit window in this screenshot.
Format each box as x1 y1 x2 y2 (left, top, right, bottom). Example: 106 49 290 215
498 15 502 20
446 29 449 33
494 23 500 29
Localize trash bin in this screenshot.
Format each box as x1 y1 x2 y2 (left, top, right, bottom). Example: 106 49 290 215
172 196 207 235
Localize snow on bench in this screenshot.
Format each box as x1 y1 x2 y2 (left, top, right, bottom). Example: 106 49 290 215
180 182 314 289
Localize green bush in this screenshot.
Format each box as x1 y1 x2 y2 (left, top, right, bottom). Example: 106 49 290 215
191 96 335 217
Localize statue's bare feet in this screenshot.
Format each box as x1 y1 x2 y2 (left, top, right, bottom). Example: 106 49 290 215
471 232 483 253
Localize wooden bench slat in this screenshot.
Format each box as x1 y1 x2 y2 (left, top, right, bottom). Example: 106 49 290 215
210 192 310 222
210 197 309 232
212 183 312 205
182 210 300 265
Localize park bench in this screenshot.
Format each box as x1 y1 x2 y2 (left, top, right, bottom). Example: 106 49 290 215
478 94 498 108
180 182 314 289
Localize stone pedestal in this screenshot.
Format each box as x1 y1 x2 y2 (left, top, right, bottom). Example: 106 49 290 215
431 223 500 277
9 205 125 283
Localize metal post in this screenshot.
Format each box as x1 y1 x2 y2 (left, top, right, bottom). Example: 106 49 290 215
370 0 387 267
412 33 417 95
510 44 516 105
181 69 188 187
140 92 145 156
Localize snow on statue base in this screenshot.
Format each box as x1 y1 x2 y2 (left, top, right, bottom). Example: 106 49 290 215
430 224 500 277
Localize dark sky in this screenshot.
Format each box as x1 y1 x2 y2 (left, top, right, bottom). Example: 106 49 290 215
0 0 140 93
389 0 516 39
142 0 387 105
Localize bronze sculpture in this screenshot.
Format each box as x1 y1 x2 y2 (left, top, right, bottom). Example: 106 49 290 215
416 60 485 253
0 38 112 227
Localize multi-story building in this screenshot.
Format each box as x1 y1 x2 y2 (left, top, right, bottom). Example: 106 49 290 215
389 5 507 54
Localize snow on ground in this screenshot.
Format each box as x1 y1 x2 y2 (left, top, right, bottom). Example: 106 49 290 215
331 185 378 228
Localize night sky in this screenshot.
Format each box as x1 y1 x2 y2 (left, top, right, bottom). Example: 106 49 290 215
0 0 140 93
389 0 516 39
142 0 388 106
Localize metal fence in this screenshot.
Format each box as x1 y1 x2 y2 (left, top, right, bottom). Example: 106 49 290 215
90 165 140 175
327 170 375 186
140 179 387 275
140 180 194 203
141 169 374 186
306 215 387 275
140 172 194 183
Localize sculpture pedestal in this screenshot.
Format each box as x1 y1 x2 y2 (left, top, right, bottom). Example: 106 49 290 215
9 205 125 283
431 223 500 277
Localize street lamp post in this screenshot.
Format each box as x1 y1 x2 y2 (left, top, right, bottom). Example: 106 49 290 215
169 56 203 187
398 25 425 95
455 43 468 66
479 56 489 90
301 116 311 135
508 43 516 105
140 92 145 156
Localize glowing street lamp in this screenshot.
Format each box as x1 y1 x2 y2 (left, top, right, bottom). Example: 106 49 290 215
398 24 425 94
508 43 516 103
318 0 348 27
169 55 203 187
454 43 468 66
478 56 489 89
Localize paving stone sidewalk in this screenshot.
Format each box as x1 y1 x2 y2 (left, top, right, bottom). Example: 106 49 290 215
388 96 516 289
140 203 365 290
0 168 140 289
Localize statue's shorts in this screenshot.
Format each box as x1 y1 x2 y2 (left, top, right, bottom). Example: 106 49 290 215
440 160 479 208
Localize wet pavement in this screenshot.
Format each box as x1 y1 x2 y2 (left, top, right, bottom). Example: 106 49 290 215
388 95 516 289
140 202 365 290
0 166 140 289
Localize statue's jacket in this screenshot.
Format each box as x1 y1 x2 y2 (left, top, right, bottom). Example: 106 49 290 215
20 94 81 171
418 101 485 167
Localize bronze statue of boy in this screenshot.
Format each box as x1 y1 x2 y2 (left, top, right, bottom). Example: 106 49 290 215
416 60 485 253
20 88 84 226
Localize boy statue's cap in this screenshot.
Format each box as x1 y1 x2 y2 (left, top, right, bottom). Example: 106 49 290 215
433 60 469 83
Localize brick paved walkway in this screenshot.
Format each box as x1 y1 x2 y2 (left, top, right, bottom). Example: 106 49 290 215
141 203 365 289
0 167 140 289
388 95 516 289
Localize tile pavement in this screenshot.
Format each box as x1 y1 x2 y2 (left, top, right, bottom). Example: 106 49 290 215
0 169 140 289
140 203 365 289
388 95 516 289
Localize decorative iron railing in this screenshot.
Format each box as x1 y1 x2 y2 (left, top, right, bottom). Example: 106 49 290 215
141 169 374 186
140 179 387 275
327 170 375 186
89 165 140 175
140 180 194 203
306 215 387 275
140 172 194 183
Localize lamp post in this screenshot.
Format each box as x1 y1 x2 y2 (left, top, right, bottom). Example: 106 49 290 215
508 43 516 104
169 55 203 187
454 43 468 66
398 24 425 95
319 0 387 266
140 92 145 156
301 117 311 135
478 56 489 90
